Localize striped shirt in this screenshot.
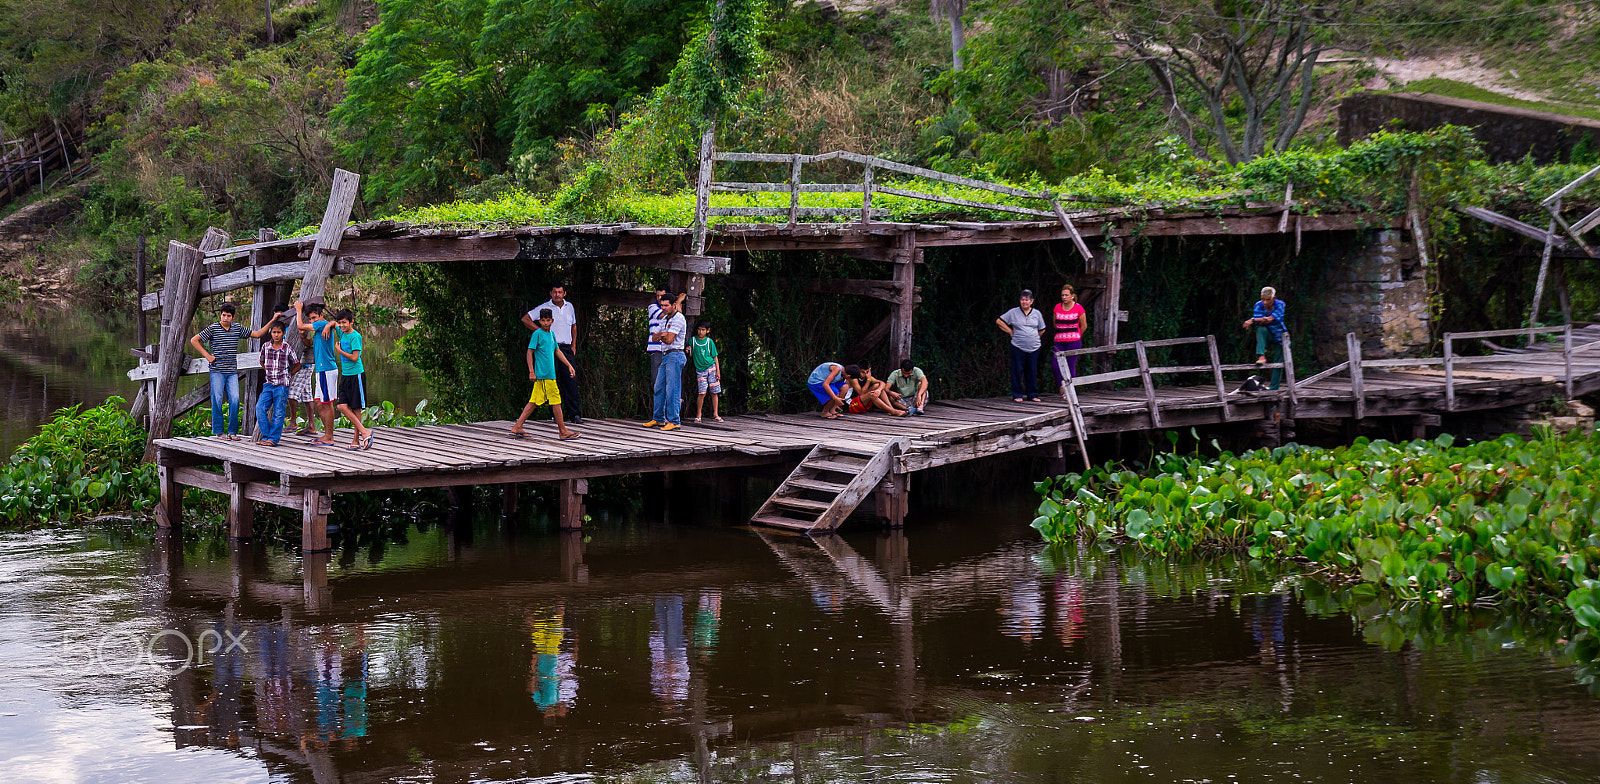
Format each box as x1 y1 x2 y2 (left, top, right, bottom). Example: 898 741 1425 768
197 322 248 373
260 341 299 386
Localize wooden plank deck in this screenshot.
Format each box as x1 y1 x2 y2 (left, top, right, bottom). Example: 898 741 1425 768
152 333 1600 547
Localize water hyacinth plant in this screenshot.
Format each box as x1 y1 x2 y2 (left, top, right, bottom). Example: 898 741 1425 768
1033 431 1600 626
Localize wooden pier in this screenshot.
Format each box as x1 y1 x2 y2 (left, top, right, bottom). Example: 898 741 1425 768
152 323 1600 550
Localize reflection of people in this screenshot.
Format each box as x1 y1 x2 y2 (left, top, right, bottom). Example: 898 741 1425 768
693 590 722 662
529 605 579 718
998 575 1044 644
1053 574 1085 649
1243 286 1287 390
651 595 689 705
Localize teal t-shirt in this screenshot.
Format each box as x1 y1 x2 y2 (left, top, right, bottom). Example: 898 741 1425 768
529 328 558 380
312 320 339 372
338 329 364 375
690 335 718 373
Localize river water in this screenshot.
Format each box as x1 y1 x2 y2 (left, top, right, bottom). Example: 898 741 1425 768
5 304 1600 782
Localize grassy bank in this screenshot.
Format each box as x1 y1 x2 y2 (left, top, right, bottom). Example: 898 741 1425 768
1033 431 1600 626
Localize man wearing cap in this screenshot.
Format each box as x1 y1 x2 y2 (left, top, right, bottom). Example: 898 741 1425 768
523 283 583 425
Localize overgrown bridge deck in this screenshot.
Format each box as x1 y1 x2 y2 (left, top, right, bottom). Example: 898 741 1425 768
154 325 1600 549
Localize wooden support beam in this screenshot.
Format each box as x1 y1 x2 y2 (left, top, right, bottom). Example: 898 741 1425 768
590 286 705 312
1281 332 1299 415
1444 334 1456 411
502 483 520 517
1087 239 1123 349
603 253 732 274
301 489 331 553
139 257 356 313
889 237 917 366
1134 341 1161 428
559 478 587 530
145 239 208 461
873 472 909 528
228 483 253 540
297 169 361 303
155 464 182 529
1346 332 1365 420
1206 335 1232 421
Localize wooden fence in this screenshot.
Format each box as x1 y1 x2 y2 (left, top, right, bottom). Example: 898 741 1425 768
0 126 88 210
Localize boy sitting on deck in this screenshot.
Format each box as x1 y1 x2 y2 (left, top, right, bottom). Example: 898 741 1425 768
886 358 928 416
808 361 850 419
511 308 581 441
843 362 907 416
328 309 374 451
691 319 723 423
254 321 300 447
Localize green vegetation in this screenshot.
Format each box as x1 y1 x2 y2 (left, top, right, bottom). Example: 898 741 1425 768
1033 431 1600 625
1400 78 1600 125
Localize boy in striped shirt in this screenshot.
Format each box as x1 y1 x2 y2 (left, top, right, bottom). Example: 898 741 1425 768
190 303 249 439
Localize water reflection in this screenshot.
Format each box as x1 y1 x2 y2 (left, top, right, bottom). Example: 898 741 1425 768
5 496 1600 782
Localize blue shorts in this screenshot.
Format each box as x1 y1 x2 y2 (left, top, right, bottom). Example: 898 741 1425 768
809 379 847 405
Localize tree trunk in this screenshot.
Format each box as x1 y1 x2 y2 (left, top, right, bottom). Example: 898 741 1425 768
948 0 966 71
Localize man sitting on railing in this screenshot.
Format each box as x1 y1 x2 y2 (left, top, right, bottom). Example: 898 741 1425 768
1243 286 1287 390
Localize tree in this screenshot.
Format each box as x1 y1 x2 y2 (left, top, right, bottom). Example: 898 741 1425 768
1113 0 1344 163
931 0 969 71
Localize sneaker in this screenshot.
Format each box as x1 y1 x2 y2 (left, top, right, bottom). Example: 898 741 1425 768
661 423 680 432
641 420 660 428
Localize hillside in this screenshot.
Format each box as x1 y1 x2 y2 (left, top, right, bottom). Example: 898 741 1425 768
0 0 1597 297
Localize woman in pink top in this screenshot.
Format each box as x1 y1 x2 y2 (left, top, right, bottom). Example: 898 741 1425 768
1051 283 1087 395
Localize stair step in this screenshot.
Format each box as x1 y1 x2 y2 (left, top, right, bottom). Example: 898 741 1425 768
821 444 880 458
751 514 817 531
806 460 868 474
770 496 833 512
787 477 848 493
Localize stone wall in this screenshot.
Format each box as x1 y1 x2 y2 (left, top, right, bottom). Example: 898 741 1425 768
1339 91 1600 165
1309 229 1431 364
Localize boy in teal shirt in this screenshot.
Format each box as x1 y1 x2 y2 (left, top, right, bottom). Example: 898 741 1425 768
690 319 723 423
511 308 580 440
329 309 373 450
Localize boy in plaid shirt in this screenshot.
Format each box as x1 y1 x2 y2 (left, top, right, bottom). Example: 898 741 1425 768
254 321 301 446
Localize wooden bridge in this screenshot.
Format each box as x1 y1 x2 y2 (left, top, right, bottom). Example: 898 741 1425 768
151 323 1600 552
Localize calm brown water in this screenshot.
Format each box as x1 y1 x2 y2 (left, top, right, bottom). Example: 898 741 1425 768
2 484 1600 782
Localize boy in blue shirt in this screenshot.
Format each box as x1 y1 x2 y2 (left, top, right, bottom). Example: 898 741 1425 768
329 309 374 451
511 309 580 440
293 299 341 446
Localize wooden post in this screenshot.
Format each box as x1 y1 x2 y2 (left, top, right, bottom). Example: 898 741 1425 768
559 478 587 530
1281 332 1298 416
873 472 909 528
1564 324 1574 400
296 169 361 303
861 165 874 224
1064 381 1092 472
1346 331 1365 420
1206 334 1231 420
301 489 331 553
240 228 278 439
144 241 206 461
1134 340 1161 428
135 235 148 349
787 155 802 226
303 551 331 613
1529 217 1558 345
154 463 183 529
1444 333 1456 411
889 237 917 367
692 126 716 256
227 483 253 540
502 483 519 517
1087 239 1123 349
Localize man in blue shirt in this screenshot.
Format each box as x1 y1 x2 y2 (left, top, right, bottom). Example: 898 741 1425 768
1243 286 1288 390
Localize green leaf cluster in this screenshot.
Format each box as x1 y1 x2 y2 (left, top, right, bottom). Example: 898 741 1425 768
0 398 159 524
1033 429 1600 623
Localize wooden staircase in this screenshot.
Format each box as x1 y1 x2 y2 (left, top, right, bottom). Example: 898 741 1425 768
751 439 904 534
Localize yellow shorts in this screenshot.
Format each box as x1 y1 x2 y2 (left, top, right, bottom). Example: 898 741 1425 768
528 379 562 406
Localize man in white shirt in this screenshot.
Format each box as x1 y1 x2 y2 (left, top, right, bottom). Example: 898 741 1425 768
523 284 583 424
643 294 689 431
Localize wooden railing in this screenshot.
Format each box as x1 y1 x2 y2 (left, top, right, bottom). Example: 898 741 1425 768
1054 332 1297 428
0 127 88 210
1294 326 1598 416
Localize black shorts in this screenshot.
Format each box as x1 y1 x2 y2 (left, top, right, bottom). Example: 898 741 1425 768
338 372 367 410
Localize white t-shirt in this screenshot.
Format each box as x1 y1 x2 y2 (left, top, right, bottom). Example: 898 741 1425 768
528 299 577 345
646 303 665 353
658 313 688 352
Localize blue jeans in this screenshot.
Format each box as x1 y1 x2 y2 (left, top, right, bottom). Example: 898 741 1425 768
209 371 240 435
1009 345 1039 399
256 383 289 443
653 350 687 425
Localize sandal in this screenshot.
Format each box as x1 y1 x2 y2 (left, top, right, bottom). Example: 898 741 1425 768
713 415 723 422
693 417 702 423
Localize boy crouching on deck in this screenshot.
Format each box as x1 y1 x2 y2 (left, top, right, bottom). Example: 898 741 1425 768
511 308 580 441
